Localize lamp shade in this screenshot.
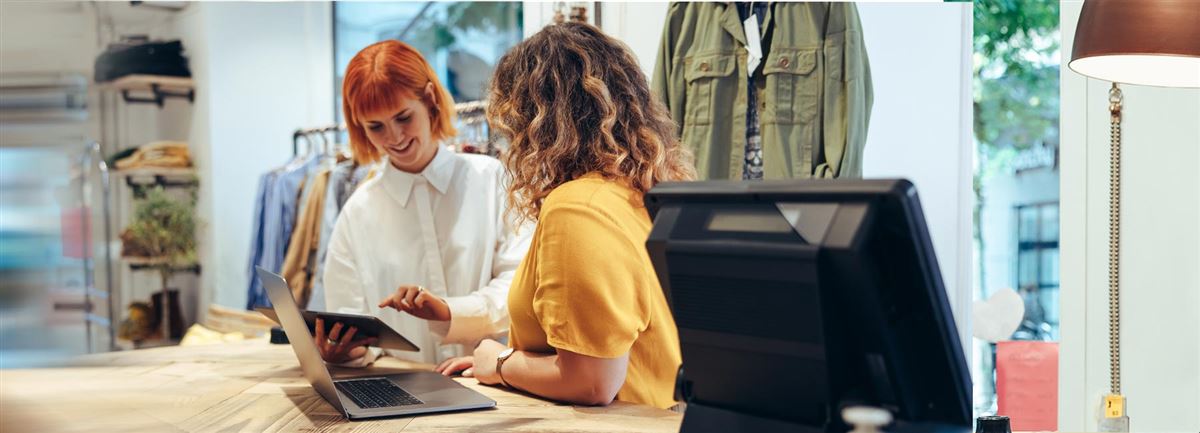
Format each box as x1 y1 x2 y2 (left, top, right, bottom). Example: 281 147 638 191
1069 0 1200 88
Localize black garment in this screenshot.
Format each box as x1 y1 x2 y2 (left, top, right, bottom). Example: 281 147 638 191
737 2 770 180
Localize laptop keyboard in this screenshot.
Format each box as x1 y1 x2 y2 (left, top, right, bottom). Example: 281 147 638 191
335 378 424 409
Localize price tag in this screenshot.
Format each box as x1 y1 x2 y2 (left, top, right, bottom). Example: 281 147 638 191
1104 394 1124 418
743 14 763 76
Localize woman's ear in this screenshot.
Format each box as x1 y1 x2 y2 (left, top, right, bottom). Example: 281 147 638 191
424 82 438 112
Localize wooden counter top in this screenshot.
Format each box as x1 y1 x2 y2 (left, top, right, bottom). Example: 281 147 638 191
0 340 683 433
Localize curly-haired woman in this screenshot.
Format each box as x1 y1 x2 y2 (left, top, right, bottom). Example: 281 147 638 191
435 23 694 409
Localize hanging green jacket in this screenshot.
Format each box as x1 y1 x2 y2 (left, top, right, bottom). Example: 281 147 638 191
652 2 873 180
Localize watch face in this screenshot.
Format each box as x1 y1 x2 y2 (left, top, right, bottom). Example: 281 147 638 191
498 347 515 359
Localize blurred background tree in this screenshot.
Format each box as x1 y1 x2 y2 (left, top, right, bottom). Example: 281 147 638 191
402 2 523 52
973 0 1060 290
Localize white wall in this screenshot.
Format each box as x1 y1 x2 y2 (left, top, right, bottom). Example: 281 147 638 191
1060 2 1200 431
600 2 670 79
0 2 97 74
522 2 669 79
181 2 334 312
858 2 975 351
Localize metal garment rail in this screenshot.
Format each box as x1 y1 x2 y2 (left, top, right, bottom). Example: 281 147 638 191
291 100 490 156
292 124 345 157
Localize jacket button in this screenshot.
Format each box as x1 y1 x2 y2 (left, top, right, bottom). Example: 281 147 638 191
699 62 711 72
779 57 790 68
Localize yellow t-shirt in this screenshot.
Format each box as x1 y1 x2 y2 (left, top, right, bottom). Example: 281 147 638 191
507 173 682 409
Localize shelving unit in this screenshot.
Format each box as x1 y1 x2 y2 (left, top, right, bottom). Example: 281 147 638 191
100 74 195 107
114 166 195 177
113 167 198 198
123 256 201 274
97 72 200 351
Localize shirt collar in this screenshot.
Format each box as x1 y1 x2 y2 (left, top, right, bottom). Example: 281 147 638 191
380 145 456 208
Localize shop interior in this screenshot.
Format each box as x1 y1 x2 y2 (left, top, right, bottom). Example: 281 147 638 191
0 1 1196 432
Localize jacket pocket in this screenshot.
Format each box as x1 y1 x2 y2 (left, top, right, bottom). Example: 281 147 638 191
762 47 818 124
683 51 736 125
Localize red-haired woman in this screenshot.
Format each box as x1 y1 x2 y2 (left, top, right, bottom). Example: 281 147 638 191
316 40 530 367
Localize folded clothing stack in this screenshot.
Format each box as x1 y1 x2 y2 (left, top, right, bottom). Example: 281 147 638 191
94 37 191 83
115 141 192 170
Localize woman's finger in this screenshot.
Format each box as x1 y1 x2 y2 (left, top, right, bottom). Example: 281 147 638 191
380 287 407 309
439 359 462 375
403 287 421 310
415 291 429 309
328 322 344 343
377 296 393 309
342 336 376 351
314 318 328 351
389 288 407 310
462 368 474 377
435 357 456 373
340 326 358 345
441 358 474 376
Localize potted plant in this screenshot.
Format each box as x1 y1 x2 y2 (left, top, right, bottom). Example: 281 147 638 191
118 186 196 342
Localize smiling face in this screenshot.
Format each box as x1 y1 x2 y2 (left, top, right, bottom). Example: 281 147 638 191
341 40 457 168
359 89 439 173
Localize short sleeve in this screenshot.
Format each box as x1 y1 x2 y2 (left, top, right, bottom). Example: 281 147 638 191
533 202 650 359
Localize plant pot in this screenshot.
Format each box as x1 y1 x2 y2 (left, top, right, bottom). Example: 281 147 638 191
151 289 185 340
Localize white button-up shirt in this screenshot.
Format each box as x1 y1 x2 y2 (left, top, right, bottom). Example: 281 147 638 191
322 145 531 365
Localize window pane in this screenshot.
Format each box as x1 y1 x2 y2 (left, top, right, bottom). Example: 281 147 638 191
334 2 524 122
1018 207 1039 242
1040 287 1060 327
1040 248 1059 286
1018 250 1038 287
1041 205 1059 242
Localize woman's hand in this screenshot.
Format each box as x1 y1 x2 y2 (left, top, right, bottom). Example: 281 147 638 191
435 356 476 377
379 285 451 321
314 318 376 364
470 339 508 386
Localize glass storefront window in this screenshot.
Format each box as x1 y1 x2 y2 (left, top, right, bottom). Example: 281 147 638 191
332 2 523 123
972 0 1061 418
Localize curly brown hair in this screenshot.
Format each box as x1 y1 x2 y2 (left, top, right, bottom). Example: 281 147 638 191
487 22 694 223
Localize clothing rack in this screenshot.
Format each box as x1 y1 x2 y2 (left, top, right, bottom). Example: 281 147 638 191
454 100 487 117
452 100 498 156
292 124 345 157
70 141 117 352
290 101 493 158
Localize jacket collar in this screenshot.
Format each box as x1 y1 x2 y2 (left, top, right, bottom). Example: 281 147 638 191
720 2 747 47
380 144 455 208
721 2 775 48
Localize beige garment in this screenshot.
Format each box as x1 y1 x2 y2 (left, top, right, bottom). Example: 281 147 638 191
115 141 192 170
281 169 331 307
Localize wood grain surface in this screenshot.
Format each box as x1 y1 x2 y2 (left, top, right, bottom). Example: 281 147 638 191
0 340 682 433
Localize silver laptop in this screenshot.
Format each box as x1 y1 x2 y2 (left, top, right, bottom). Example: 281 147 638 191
256 267 496 420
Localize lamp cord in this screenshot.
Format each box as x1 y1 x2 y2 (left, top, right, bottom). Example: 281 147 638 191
1108 82 1123 396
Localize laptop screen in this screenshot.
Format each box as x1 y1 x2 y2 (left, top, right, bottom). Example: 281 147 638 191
257 267 349 415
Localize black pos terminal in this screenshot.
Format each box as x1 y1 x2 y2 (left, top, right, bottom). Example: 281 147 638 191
645 179 971 433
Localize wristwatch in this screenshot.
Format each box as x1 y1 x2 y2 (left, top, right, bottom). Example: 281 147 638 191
496 347 515 387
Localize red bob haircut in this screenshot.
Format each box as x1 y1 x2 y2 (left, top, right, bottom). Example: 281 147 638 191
342 40 457 164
